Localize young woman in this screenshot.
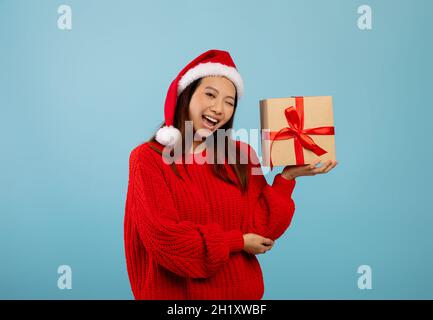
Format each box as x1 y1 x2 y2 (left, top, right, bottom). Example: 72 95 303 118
124 49 337 300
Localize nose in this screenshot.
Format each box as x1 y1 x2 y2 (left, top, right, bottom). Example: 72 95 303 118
209 99 224 115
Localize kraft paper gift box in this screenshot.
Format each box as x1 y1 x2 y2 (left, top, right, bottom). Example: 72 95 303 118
260 96 336 168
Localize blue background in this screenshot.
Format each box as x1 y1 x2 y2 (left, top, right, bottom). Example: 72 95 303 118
1 0 432 299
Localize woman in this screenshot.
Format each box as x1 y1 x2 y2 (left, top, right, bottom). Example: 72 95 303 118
124 49 337 300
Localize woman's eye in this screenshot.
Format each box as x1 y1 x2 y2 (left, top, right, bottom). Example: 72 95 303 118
206 92 215 98
226 101 234 107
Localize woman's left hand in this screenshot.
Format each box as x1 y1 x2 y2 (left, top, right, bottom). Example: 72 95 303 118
281 159 338 180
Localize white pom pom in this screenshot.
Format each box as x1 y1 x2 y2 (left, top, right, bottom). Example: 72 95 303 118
155 125 181 148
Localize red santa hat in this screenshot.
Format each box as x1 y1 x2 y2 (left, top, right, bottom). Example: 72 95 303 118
155 49 244 147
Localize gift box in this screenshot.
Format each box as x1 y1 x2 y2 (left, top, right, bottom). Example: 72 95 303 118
260 96 336 169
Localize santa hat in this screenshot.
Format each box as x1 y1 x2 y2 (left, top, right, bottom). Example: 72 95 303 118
155 49 244 147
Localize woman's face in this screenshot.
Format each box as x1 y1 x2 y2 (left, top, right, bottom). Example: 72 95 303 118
188 76 236 137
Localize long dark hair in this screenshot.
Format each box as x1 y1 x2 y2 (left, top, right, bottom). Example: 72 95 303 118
147 78 249 193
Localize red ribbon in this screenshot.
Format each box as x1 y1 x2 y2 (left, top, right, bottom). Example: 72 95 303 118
262 96 335 170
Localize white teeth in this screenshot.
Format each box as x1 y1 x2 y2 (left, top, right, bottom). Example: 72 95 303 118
204 115 218 124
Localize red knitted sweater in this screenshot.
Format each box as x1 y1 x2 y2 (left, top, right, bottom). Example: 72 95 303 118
123 140 296 300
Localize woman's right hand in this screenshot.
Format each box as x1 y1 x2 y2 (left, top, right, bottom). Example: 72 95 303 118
242 233 274 255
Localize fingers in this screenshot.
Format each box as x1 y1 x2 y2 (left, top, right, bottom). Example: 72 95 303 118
323 160 338 173
291 159 339 178
250 237 274 255
244 235 275 255
312 160 332 174
309 160 338 175
262 238 274 246
261 238 275 254
309 158 321 169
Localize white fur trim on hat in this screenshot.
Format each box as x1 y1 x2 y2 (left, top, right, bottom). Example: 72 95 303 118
177 62 244 98
155 125 181 148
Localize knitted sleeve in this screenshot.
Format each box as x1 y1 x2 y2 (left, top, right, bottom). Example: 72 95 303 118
244 143 296 241
126 146 245 279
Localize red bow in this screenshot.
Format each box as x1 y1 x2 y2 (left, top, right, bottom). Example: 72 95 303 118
263 96 335 170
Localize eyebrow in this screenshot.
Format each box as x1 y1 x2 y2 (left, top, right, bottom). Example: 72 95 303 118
205 86 235 101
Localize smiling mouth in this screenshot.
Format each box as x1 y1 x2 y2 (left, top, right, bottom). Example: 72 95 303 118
201 114 220 130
